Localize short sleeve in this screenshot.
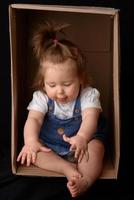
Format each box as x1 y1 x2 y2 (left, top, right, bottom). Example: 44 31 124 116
80 87 102 111
27 91 48 114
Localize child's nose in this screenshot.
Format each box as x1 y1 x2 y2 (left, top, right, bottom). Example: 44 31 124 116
57 86 64 94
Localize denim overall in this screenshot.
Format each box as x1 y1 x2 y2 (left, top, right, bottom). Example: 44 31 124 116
39 96 106 161
39 96 82 157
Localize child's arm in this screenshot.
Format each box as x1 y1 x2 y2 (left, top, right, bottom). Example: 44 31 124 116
63 108 100 162
24 110 44 144
17 110 51 166
78 107 100 142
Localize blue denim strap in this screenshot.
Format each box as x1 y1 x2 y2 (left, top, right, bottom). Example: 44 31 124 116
47 94 81 116
47 98 54 114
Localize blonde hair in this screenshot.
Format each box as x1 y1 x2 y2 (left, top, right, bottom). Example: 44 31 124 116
31 21 92 91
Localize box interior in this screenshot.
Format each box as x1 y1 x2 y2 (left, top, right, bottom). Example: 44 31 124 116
10 6 120 178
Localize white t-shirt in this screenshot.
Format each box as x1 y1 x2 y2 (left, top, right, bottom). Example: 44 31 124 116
27 87 102 119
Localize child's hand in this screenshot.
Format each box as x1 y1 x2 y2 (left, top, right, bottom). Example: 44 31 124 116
17 141 51 166
63 134 89 163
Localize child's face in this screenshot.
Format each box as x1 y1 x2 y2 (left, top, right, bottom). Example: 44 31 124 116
43 60 81 104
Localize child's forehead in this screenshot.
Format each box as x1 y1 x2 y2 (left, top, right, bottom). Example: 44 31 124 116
42 59 77 71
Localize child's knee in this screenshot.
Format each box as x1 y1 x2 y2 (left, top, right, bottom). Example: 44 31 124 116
88 139 105 156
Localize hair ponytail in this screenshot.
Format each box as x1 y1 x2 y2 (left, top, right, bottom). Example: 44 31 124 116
31 21 70 61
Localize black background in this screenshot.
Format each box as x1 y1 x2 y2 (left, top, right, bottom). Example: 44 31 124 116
0 0 134 199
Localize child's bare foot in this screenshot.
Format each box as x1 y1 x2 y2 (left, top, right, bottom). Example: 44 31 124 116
67 177 89 198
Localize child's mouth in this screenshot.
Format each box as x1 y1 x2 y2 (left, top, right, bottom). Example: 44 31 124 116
57 98 67 103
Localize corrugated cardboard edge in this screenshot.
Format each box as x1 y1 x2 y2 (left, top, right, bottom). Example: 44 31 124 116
9 5 17 174
112 11 120 178
10 3 119 15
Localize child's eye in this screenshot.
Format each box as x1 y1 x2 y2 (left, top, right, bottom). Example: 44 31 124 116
64 83 72 86
46 82 56 87
48 84 56 87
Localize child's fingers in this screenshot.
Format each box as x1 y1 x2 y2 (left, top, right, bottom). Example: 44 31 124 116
70 144 76 151
78 150 84 163
21 153 27 164
40 146 51 152
26 153 32 166
74 148 80 159
32 152 36 163
63 134 71 143
17 152 23 162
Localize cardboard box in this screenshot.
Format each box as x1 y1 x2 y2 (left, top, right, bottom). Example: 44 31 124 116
9 4 120 178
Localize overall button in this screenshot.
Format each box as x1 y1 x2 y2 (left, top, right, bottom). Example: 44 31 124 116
57 127 64 135
75 108 80 113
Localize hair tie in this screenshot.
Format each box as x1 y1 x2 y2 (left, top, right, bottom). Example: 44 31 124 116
53 38 58 44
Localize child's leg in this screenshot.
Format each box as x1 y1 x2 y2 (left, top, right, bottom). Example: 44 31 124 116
67 139 105 197
34 151 81 180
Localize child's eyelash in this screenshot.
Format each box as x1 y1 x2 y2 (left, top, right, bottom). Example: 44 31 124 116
64 83 72 86
49 84 55 87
